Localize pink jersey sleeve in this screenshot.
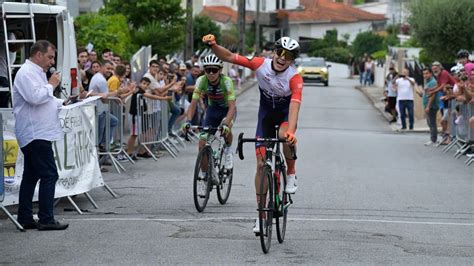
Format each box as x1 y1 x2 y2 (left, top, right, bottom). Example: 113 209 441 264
289 74 303 103
232 54 265 71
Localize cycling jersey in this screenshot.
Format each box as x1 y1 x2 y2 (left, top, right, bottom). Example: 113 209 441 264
232 55 303 145
192 75 236 108
233 55 302 109
192 75 236 134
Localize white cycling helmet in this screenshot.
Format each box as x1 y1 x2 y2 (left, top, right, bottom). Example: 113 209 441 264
450 63 464 75
275 37 300 58
202 54 223 68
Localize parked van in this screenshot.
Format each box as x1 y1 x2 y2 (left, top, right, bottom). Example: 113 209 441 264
0 0 78 106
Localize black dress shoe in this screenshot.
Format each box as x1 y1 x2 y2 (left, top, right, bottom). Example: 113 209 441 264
37 220 69 231
137 152 152 158
20 221 38 230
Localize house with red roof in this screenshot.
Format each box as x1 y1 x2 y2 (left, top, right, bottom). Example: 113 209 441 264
198 0 386 48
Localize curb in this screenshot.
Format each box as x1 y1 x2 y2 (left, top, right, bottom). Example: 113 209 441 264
355 85 430 133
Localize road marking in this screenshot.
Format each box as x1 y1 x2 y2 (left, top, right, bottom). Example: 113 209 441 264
66 217 474 226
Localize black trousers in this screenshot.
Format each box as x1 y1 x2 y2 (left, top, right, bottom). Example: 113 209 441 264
17 140 59 225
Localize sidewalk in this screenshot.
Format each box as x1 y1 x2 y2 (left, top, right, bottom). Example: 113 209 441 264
355 85 430 133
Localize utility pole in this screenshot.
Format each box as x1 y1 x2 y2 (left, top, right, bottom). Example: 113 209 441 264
185 0 193 61
237 0 246 55
255 0 260 54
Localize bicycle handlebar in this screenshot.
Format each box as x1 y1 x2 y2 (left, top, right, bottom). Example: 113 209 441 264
184 125 224 141
237 132 297 160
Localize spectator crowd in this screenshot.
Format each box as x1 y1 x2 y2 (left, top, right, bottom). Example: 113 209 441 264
74 47 246 172
382 49 474 158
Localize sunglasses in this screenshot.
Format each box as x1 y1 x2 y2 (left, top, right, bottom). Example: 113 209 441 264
275 48 294 61
205 67 220 74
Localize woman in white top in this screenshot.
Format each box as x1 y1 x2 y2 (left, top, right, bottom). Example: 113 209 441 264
364 57 374 86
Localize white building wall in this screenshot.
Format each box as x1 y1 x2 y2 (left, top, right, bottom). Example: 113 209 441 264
202 0 300 12
327 61 350 79
292 21 374 43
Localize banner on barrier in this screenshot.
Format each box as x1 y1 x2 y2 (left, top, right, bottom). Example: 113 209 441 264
2 105 104 206
0 114 4 203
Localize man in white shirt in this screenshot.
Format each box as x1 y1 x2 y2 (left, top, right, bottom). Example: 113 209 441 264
12 40 69 230
89 60 120 150
393 69 416 130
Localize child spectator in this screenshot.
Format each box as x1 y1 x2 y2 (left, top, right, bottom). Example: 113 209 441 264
108 64 126 93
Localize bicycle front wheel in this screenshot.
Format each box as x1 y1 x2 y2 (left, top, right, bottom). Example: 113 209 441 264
217 167 233 204
193 146 212 212
275 167 288 243
258 165 273 254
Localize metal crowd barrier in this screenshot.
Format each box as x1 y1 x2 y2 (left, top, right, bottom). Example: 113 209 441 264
453 102 473 160
442 100 474 166
443 99 460 153
135 95 186 160
97 97 134 179
176 94 200 143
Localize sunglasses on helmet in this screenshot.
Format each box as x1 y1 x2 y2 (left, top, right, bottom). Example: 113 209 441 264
275 48 295 61
204 67 220 74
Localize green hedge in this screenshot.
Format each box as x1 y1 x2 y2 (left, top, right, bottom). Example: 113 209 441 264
311 47 352 64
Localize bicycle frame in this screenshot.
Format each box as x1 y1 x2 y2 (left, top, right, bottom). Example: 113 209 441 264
237 125 297 253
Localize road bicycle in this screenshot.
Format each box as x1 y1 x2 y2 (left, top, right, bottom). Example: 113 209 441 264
185 126 233 212
237 125 297 253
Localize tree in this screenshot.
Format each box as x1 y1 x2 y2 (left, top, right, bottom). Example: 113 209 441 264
351 31 385 58
193 15 221 53
408 0 474 62
308 30 351 63
312 47 352 64
102 0 185 28
74 13 136 59
133 21 186 58
102 0 186 56
221 26 239 52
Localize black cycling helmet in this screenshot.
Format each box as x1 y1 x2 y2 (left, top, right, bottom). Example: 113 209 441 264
456 49 470 59
274 37 300 58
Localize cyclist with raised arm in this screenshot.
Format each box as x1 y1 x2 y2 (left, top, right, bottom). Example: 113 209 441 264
202 34 303 233
183 54 237 187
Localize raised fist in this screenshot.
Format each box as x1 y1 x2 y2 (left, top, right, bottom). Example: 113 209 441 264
202 34 217 47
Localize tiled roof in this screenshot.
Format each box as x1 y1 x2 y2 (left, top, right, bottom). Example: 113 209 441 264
279 0 386 23
200 5 252 24
201 1 386 25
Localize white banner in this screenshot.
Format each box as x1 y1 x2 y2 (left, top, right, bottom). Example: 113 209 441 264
2 104 104 206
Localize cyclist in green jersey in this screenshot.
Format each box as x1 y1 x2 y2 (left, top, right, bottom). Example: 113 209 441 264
183 54 237 182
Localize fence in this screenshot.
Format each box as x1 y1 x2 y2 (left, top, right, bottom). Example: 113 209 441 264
134 95 187 160
0 102 116 230
97 97 134 175
441 100 474 166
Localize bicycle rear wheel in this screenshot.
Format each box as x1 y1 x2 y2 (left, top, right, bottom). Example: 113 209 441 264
258 165 273 254
275 167 288 243
193 146 212 212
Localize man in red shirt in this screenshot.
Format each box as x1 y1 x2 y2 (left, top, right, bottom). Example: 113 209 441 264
430 61 456 144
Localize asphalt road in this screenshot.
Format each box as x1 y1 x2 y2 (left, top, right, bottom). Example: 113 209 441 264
1 77 472 264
